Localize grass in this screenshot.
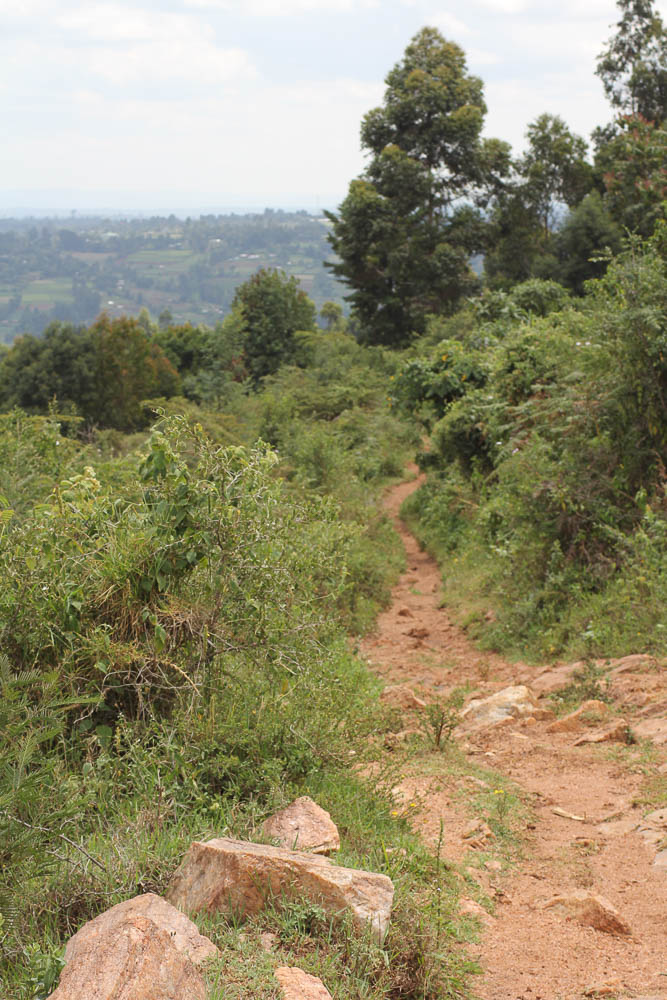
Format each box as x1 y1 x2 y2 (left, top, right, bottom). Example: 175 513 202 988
21 279 73 305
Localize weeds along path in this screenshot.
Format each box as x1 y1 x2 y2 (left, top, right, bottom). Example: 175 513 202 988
362 468 667 1000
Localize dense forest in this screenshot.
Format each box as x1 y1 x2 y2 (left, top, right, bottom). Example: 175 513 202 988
1 0 666 996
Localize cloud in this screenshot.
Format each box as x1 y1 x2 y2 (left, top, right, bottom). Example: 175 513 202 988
184 0 379 12
3 4 258 91
430 11 470 38
470 0 528 13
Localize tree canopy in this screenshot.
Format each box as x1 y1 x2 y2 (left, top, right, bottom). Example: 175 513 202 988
596 0 667 122
326 27 509 347
233 268 317 381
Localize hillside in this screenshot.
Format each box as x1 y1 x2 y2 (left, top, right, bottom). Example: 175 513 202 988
0 211 345 342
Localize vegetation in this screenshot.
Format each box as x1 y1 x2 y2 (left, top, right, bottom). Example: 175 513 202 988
1 2 666 996
399 229 667 659
326 27 510 346
0 211 344 344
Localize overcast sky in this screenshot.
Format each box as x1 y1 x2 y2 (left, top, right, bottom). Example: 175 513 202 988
2 0 665 216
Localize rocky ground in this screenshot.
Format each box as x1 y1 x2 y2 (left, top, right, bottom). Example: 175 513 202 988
361 472 667 1000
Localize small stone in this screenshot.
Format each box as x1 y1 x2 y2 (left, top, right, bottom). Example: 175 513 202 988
397 607 413 618
380 684 426 711
459 897 494 927
584 981 621 997
262 797 340 854
634 718 667 745
462 819 494 845
597 816 639 837
260 932 278 952
406 626 429 639
541 890 631 936
547 700 611 734
275 968 333 1000
461 685 548 729
643 808 667 828
608 654 656 673
573 718 629 746
654 849 667 869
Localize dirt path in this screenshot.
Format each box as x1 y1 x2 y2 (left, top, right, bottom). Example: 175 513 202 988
362 471 667 1000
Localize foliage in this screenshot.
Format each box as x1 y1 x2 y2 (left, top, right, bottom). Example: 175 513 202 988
404 232 667 659
596 0 667 122
595 115 667 237
0 316 181 431
554 191 623 294
232 268 316 381
485 115 591 288
327 27 509 345
520 114 591 234
390 339 489 430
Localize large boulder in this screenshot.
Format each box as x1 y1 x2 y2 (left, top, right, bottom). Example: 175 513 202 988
48 894 218 1000
167 837 393 942
64 893 218 967
461 685 550 729
262 797 340 854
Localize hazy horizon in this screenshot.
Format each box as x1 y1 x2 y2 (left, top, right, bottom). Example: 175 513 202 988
0 191 339 219
3 0 666 219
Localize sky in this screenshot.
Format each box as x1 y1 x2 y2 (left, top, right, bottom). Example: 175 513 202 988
2 0 666 216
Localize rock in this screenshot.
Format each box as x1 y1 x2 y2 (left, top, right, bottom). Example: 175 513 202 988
541 891 631 936
49 908 212 1000
406 626 429 639
275 967 332 1000
607 654 656 674
633 717 667 745
643 808 667 828
380 684 426 711
459 897 494 927
260 931 278 952
461 685 550 729
167 838 394 942
573 718 629 746
262 797 340 854
530 662 581 695
65 893 218 968
462 819 494 847
597 816 639 837
397 607 413 617
654 849 667 869
546 700 611 734
584 982 621 997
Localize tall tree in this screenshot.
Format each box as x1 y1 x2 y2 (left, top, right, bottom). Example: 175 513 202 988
521 114 591 235
485 115 591 288
327 27 509 346
596 0 667 122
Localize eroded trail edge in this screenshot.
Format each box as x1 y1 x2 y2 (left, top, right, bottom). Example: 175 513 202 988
362 470 667 1000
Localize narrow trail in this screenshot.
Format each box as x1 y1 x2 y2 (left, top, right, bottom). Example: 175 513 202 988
362 470 667 1000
